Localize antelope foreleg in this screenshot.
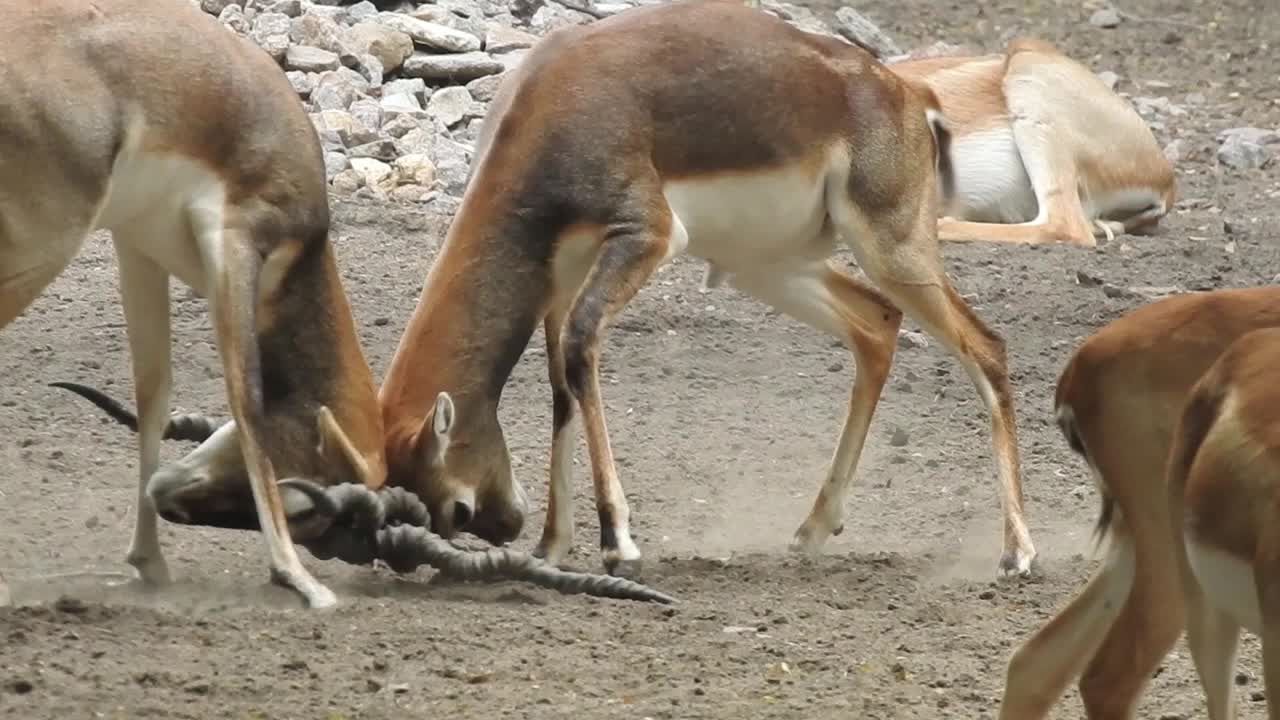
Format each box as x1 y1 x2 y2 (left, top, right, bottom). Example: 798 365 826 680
561 202 688 579
112 239 174 587
194 220 333 608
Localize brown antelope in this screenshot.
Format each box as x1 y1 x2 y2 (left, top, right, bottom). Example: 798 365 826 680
888 37 1177 247
1167 325 1280 720
999 285 1280 719
375 0 1037 581
17 0 675 608
0 0 389 609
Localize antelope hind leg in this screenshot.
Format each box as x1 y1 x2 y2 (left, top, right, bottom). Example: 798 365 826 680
728 262 902 552
0 227 91 602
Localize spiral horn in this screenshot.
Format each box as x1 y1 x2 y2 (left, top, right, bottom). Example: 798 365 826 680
294 481 677 604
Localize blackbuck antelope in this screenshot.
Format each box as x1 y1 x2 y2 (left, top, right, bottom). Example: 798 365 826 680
30 0 676 607
375 0 1037 581
1168 326 1280 720
887 37 1177 247
999 285 1280 719
0 0 390 609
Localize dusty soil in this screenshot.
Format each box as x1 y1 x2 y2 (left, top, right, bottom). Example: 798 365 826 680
3 1 1280 718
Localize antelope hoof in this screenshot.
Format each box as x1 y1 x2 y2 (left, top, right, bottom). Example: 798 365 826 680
270 566 339 610
603 552 644 580
788 518 837 554
533 534 572 567
997 546 1036 580
125 552 173 588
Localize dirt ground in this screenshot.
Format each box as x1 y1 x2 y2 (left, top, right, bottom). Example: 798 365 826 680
3 0 1280 718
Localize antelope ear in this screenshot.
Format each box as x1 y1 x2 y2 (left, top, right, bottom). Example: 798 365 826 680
416 392 455 466
316 405 373 487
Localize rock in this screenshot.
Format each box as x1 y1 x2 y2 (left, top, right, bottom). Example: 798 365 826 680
355 53 384 86
394 127 435 156
249 11 294 61
331 168 364 194
286 70 317 97
1096 70 1120 90
346 0 379 22
466 72 505 102
346 21 414 72
381 92 424 116
889 427 909 447
1133 96 1186 119
382 113 424 138
260 0 301 16
218 4 250 34
312 108 378 149
426 86 480 127
286 45 340 72
528 2 596 33
897 329 928 350
390 184 433 203
348 98 384 137
350 139 400 162
402 51 504 82
351 157 396 194
291 13 359 68
384 77 429 103
431 137 473 194
484 25 539 54
202 0 237 14
323 151 349 179
834 7 901 58
1089 8 1121 28
394 153 437 186
1163 139 1185 163
310 67 370 111
1218 133 1273 170
376 12 482 53
1217 127 1280 146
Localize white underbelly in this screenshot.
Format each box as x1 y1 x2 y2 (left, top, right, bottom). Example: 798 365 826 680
948 126 1039 224
95 151 227 295
1186 537 1263 635
663 163 834 271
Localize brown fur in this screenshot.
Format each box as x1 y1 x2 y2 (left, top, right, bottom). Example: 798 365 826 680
1000 286 1280 719
379 0 1036 581
1164 326 1280 720
0 0 385 608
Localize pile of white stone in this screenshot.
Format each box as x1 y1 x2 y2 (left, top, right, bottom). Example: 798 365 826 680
195 0 900 205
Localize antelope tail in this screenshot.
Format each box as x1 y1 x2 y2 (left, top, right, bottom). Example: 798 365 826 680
48 381 222 443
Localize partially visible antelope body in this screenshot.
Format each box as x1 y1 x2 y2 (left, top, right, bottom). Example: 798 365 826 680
887 37 1177 247
1168 326 1280 720
1000 286 1280 719
0 0 387 609
376 0 1037 581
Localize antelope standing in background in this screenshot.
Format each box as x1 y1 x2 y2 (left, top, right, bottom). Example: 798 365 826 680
375 0 1037 581
0 0 388 609
999 286 1280 718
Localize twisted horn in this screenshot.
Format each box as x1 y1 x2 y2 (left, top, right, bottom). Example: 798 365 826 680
296 481 676 604
48 381 222 442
